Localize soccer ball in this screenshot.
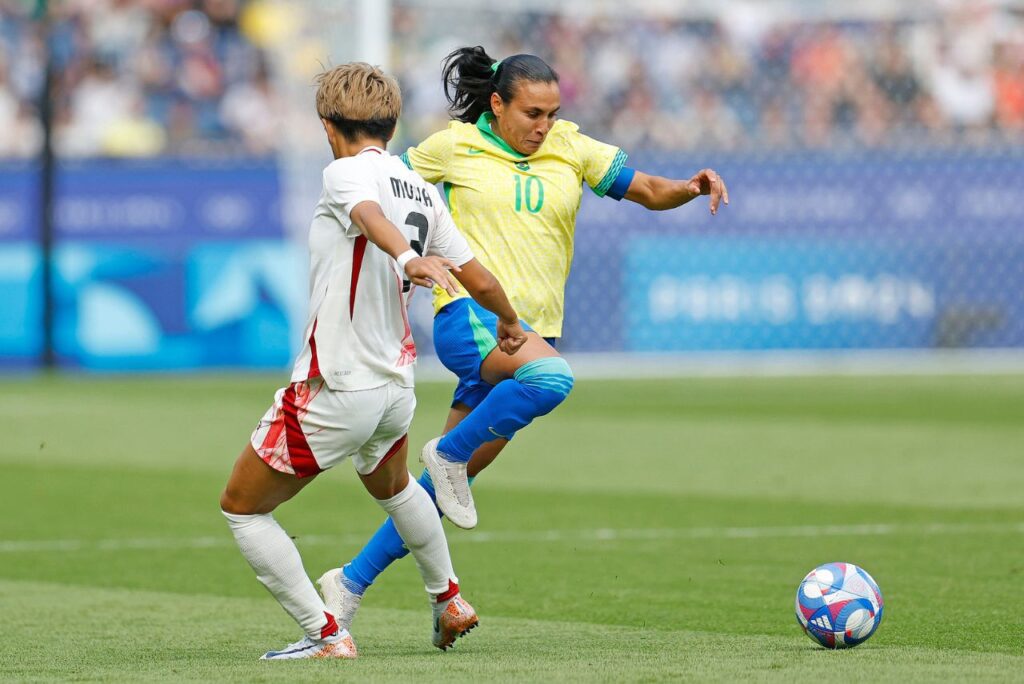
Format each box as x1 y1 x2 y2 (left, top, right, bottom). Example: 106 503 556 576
795 562 883 649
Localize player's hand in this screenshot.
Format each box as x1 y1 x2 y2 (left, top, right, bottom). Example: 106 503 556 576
404 256 462 296
686 168 729 215
496 319 527 355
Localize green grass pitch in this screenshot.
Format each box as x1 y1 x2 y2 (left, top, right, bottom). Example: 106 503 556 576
1 372 1022 681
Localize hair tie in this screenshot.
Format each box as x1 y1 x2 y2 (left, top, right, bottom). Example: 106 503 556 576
490 59 502 75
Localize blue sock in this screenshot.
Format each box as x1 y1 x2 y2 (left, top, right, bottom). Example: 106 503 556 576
437 357 574 463
342 469 476 592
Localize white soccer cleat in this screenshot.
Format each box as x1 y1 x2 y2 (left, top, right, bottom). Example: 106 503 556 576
317 567 363 632
420 437 477 529
260 628 357 660
432 593 479 651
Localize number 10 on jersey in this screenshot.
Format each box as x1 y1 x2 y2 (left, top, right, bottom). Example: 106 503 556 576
513 174 544 213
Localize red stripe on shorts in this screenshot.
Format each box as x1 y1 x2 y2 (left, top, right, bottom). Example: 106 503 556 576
350 235 367 320
258 408 285 456
307 317 320 379
368 434 408 475
282 383 321 478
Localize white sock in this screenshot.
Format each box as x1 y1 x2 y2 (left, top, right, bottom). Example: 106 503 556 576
222 510 334 638
376 477 458 597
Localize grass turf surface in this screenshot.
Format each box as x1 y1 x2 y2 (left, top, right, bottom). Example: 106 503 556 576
1 373 1022 681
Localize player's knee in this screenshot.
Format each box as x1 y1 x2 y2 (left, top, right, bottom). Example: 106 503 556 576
219 488 240 514
220 487 256 516
514 356 574 415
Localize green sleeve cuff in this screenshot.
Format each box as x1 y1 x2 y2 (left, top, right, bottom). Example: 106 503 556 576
592 149 628 197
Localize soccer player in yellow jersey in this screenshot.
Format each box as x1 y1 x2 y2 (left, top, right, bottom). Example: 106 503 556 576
318 46 728 628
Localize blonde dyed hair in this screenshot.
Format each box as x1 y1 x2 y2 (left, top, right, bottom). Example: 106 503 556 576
315 62 402 126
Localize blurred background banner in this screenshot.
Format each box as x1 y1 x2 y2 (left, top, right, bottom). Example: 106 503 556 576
572 149 1024 353
1 0 1023 371
0 159 302 369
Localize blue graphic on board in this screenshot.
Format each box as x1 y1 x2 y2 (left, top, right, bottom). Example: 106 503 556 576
0 245 42 365
0 160 303 370
625 238 942 351
47 242 305 370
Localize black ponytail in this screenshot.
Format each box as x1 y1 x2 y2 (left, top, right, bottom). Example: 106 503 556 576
442 46 559 124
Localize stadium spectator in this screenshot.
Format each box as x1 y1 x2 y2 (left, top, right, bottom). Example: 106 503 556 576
993 40 1024 134
220 57 280 153
58 58 143 156
0 92 41 158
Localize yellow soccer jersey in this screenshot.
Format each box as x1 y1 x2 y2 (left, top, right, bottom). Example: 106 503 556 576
401 113 627 338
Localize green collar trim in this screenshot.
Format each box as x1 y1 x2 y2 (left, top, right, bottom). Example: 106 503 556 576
474 112 527 158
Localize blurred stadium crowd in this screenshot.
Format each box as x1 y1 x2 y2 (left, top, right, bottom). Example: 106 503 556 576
1 0 1022 158
0 0 279 157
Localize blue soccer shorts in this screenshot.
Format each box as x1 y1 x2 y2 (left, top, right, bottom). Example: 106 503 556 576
433 298 555 409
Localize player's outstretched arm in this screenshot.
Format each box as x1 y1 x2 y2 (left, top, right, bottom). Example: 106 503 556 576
349 200 463 296
452 260 527 355
624 168 729 214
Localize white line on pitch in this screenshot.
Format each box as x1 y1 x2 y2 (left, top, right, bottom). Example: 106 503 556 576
0 521 1020 554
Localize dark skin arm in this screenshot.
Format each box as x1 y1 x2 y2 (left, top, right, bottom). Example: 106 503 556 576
450 258 527 355
624 168 730 214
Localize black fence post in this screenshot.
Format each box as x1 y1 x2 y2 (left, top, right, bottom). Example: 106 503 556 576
36 0 55 369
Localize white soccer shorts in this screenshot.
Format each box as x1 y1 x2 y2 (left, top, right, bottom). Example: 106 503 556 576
251 378 415 478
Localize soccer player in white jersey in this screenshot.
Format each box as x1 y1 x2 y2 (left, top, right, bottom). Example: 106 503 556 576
218 63 527 660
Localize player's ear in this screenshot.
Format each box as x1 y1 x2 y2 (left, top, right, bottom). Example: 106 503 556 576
490 91 503 118
321 118 336 144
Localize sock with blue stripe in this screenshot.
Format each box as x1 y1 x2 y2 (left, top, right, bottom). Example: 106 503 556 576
437 357 574 463
342 469 476 593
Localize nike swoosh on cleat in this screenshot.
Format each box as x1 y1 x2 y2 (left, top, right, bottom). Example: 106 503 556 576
272 643 317 657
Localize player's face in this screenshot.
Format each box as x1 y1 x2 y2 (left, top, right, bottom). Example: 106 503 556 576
491 80 560 155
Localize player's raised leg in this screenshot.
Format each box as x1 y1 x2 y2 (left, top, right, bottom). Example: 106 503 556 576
354 407 478 650
424 326 573 528
220 444 356 660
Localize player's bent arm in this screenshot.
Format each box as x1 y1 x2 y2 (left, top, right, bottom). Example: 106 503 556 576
453 259 527 354
453 259 517 324
349 200 462 295
349 201 421 260
624 168 729 214
624 171 698 210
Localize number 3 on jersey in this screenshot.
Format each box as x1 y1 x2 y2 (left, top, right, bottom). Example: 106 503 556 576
402 211 428 293
513 174 544 213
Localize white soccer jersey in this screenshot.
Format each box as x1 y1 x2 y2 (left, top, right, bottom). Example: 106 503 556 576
290 146 474 391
